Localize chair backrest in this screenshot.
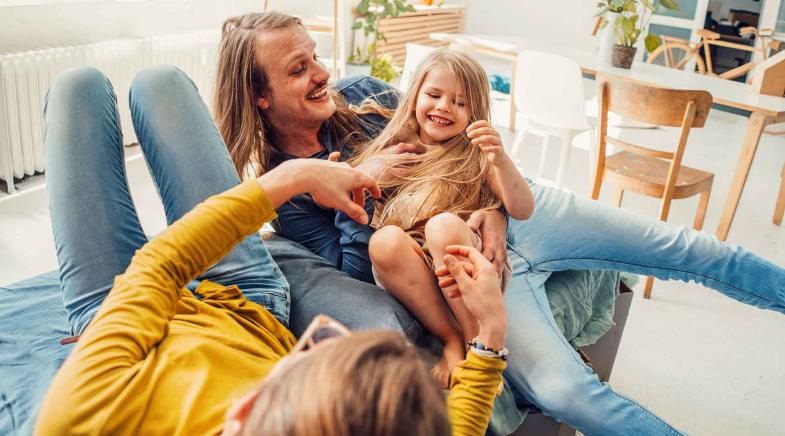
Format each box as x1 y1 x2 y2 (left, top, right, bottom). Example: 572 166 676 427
399 43 436 92
515 50 590 130
597 73 712 128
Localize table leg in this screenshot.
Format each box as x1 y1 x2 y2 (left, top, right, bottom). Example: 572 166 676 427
715 111 770 241
509 60 517 132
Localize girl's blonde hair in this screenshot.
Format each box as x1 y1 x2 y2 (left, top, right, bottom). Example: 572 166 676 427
213 12 380 178
352 49 501 233
242 331 449 436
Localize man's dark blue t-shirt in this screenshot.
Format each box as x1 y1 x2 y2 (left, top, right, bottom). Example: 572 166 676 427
270 75 400 283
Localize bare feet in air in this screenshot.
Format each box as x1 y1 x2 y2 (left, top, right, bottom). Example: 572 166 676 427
432 339 465 389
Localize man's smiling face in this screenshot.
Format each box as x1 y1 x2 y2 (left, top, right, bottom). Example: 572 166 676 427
254 25 336 131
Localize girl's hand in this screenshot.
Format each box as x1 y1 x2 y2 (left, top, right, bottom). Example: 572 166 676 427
466 120 507 165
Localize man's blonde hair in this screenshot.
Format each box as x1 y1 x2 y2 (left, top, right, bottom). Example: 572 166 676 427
242 331 450 436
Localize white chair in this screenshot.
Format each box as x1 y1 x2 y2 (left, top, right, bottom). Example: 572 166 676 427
398 43 436 92
509 50 594 187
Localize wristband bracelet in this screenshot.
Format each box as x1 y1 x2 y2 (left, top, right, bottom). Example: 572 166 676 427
467 337 509 361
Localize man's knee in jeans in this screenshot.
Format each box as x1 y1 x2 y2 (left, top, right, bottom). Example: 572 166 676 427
48 66 111 101
130 65 192 100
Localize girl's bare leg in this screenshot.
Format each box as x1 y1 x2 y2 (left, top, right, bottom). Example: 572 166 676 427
424 212 483 342
370 225 465 388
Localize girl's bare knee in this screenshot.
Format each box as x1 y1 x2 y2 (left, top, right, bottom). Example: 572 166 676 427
424 212 470 247
369 226 410 267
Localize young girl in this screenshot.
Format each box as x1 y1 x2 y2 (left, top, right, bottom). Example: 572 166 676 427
353 50 534 387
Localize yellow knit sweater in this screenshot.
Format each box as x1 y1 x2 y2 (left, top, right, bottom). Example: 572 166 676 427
35 180 504 436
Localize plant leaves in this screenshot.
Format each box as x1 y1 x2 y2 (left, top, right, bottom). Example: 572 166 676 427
351 20 363 30
357 0 369 15
658 0 680 11
644 33 660 52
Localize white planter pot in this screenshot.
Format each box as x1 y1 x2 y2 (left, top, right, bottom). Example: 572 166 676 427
598 12 620 66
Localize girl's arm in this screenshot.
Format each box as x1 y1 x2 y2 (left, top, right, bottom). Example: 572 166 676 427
467 121 534 220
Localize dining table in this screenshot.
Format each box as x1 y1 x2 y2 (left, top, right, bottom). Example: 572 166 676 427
430 32 785 242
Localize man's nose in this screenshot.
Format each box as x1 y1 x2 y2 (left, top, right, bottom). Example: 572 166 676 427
313 59 330 83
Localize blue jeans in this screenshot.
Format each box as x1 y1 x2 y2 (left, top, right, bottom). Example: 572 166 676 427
43 66 290 335
502 182 785 435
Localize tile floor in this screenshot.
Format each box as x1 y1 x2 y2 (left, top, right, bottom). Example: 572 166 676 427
1 83 784 435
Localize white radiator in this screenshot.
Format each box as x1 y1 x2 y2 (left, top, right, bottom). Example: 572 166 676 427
0 30 220 193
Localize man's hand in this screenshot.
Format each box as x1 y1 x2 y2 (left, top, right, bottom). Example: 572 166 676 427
257 159 381 224
438 245 507 349
466 120 508 165
354 142 426 183
466 209 508 277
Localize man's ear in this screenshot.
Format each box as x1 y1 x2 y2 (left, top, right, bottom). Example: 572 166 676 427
221 388 260 435
256 95 270 110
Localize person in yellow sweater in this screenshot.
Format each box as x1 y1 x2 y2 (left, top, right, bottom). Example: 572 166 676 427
34 64 509 435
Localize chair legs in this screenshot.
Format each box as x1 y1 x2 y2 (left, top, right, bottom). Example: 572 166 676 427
612 186 624 207
510 129 527 167
645 185 713 300
773 163 785 225
554 131 577 187
693 187 711 231
537 134 551 180
643 276 655 299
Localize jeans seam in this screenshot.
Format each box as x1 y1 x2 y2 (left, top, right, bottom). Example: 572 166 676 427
506 242 533 271
533 256 776 306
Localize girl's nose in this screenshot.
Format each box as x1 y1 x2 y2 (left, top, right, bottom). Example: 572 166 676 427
435 97 450 112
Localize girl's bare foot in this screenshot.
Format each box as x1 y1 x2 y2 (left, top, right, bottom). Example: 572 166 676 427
431 339 465 389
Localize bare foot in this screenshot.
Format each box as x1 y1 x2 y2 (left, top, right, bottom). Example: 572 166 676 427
431 339 465 389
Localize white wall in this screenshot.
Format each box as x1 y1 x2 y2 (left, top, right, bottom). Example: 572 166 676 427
451 0 600 52
0 0 263 53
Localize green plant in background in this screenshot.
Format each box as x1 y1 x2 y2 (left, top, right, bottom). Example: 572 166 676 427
350 0 416 82
370 54 400 82
596 0 680 52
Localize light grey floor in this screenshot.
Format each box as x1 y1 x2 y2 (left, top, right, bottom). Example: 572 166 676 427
1 85 784 435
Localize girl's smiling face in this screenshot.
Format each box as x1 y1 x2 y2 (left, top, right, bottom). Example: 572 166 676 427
414 65 471 144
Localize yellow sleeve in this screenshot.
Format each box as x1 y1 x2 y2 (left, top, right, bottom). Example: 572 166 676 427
447 351 506 436
35 180 276 435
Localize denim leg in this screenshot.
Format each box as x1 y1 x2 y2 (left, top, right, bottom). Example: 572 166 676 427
43 67 148 335
509 182 785 313
503 252 683 436
128 66 290 326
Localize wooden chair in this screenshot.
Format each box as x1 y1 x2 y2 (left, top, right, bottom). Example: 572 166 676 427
774 164 785 226
591 74 714 299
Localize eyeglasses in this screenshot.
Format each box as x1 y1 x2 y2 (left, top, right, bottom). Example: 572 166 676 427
291 314 351 353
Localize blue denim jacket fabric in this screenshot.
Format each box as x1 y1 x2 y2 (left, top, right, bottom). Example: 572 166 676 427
271 75 400 283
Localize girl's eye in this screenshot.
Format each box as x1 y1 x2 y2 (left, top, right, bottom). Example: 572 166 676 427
457 102 466 107
292 63 306 75
427 93 439 99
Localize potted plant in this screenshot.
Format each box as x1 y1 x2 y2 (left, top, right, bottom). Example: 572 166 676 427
349 0 416 82
595 0 680 69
